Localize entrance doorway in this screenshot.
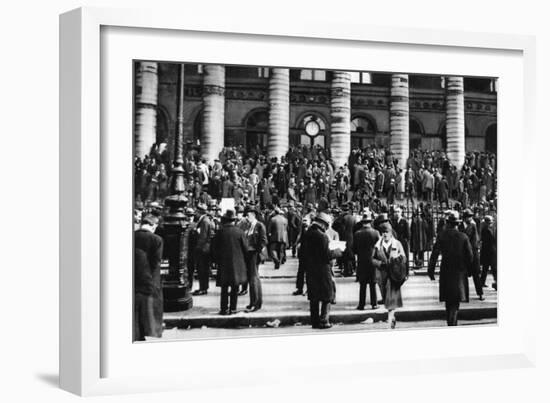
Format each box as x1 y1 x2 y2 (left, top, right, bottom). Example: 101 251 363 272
245 110 268 153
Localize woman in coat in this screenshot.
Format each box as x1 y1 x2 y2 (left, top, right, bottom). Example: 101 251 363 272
372 221 407 329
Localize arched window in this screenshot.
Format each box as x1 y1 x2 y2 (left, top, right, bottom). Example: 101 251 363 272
351 116 376 148
299 114 327 147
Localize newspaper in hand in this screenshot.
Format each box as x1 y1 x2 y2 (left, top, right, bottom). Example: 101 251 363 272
329 240 347 251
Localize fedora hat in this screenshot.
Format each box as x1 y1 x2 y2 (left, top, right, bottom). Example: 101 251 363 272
314 212 332 226
462 208 474 218
244 205 261 216
446 210 462 223
196 202 207 212
221 209 237 222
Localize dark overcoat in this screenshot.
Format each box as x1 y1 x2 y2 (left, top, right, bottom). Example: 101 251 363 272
212 223 249 287
134 229 164 338
461 221 480 275
300 223 336 302
287 210 302 245
353 226 380 283
391 217 410 261
480 223 497 266
428 227 473 303
410 216 429 253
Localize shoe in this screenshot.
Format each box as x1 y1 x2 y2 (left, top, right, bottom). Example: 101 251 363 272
238 290 248 296
371 305 379 310
478 295 485 301
482 284 488 288
245 306 260 313
228 309 237 315
356 305 365 311
245 305 252 310
390 317 397 329
218 309 229 315
292 290 304 296
319 323 333 329
311 323 320 329
492 283 497 290
192 290 207 296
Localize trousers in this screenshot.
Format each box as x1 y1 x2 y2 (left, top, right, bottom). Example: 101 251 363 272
309 300 331 328
358 281 377 308
220 286 239 312
246 251 263 309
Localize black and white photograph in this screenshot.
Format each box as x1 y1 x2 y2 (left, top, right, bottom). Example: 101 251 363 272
133 61 498 342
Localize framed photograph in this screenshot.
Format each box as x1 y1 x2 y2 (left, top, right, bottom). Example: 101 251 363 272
60 6 536 396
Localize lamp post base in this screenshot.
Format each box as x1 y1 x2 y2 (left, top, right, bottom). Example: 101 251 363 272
163 282 193 312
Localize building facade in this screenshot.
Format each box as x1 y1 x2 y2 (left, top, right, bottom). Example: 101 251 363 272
134 62 497 169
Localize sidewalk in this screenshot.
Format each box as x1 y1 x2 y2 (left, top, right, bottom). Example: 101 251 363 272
164 256 497 329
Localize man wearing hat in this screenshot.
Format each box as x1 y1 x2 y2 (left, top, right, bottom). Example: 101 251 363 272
242 205 267 311
191 203 216 296
332 203 357 277
480 215 497 290
353 211 380 310
428 210 474 326
460 208 485 300
211 209 249 315
267 207 288 270
299 212 343 329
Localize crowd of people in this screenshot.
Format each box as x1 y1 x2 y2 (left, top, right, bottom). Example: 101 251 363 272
133 142 498 340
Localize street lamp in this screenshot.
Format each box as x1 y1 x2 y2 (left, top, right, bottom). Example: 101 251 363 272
162 63 193 312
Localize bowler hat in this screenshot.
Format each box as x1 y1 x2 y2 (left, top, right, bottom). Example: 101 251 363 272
196 203 207 212
462 208 474 218
244 205 260 216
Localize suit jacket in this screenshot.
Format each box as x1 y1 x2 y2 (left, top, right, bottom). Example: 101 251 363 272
212 223 249 287
428 227 473 303
244 220 267 253
194 214 215 254
353 226 380 282
268 214 289 244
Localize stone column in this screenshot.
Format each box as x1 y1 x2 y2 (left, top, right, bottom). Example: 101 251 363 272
202 65 225 163
267 68 290 160
330 71 351 168
135 62 158 158
445 76 466 169
389 74 409 169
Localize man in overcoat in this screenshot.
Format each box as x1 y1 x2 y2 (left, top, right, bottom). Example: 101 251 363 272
480 215 497 290
300 212 342 329
211 209 249 315
192 203 216 295
460 209 485 300
242 206 267 311
428 210 473 326
332 204 357 277
353 211 380 310
287 205 302 258
267 208 288 269
134 214 164 341
391 206 410 266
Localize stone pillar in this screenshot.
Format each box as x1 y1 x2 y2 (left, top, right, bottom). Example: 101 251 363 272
202 65 225 163
330 71 351 168
267 68 290 160
135 62 158 158
389 74 409 169
445 76 466 169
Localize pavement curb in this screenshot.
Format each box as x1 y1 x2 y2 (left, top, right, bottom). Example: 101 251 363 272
164 307 497 329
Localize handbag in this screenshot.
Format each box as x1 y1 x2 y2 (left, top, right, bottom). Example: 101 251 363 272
388 255 408 287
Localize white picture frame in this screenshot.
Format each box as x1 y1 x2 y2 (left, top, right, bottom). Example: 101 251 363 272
60 6 537 396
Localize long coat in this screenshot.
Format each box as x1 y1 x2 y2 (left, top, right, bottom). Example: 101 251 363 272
480 222 497 266
372 237 406 310
391 217 410 262
300 223 337 302
134 229 164 338
410 215 429 253
212 223 249 287
461 221 480 275
353 226 380 283
287 210 302 245
428 227 473 303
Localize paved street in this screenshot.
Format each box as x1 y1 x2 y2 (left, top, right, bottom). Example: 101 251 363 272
162 254 497 340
